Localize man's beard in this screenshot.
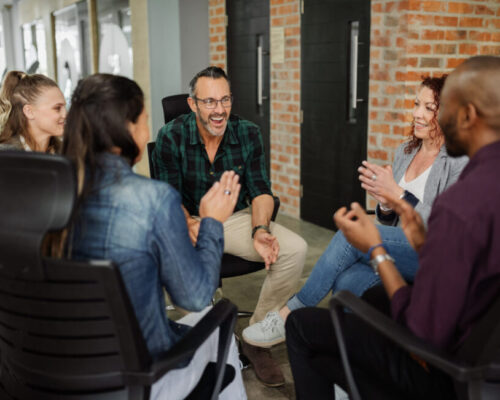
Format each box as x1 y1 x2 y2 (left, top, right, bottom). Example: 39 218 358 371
441 116 467 157
199 111 227 137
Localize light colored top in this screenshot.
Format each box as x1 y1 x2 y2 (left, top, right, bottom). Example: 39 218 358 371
399 165 432 203
376 143 469 227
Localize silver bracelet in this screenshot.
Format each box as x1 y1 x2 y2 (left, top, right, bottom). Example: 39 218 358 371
369 253 395 275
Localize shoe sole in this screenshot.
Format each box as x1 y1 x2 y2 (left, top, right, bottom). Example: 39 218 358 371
242 334 286 348
255 375 285 388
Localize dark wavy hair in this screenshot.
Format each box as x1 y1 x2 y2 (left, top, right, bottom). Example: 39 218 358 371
62 73 144 200
189 66 231 97
405 75 448 154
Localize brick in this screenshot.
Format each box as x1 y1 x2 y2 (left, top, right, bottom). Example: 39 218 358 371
399 57 418 67
422 1 445 12
368 150 388 161
448 2 474 14
421 29 445 40
475 5 495 15
278 154 290 163
420 57 442 68
434 16 458 26
459 43 478 55
370 111 378 120
385 84 405 95
480 45 500 56
445 30 467 40
459 17 484 27
384 1 397 12
469 31 492 41
489 19 500 29
408 14 434 26
372 3 383 12
434 44 457 54
382 137 403 149
407 44 432 54
384 111 404 122
371 124 390 134
271 17 285 26
384 15 399 27
372 35 391 47
384 50 398 61
287 187 300 197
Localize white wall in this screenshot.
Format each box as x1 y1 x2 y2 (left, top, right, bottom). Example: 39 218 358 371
147 0 209 138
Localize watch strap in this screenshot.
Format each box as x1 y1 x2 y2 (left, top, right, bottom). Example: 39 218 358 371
252 224 271 239
369 253 395 275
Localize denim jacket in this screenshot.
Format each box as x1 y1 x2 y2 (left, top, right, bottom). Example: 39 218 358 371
70 153 224 358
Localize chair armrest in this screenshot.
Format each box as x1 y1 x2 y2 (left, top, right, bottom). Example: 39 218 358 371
271 196 280 222
330 291 489 382
127 299 237 386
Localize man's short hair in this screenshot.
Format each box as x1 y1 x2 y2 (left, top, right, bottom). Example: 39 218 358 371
189 66 230 98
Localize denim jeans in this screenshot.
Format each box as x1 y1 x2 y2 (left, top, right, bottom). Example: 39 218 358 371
287 225 419 310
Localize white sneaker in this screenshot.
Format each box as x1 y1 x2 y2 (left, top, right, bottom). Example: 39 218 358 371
242 311 286 348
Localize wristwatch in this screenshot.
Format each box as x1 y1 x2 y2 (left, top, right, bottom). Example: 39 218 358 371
252 224 271 239
369 253 395 275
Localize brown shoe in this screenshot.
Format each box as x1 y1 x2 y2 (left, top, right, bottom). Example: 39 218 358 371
240 339 285 387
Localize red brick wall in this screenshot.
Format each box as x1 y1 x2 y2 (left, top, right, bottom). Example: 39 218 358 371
209 0 500 215
209 0 227 69
367 0 500 208
269 0 301 217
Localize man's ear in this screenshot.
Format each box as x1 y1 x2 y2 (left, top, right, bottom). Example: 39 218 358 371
22 104 35 120
458 103 478 130
187 96 197 113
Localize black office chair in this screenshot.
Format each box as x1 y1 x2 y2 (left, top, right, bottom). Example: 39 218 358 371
0 151 237 400
148 93 279 317
329 290 500 400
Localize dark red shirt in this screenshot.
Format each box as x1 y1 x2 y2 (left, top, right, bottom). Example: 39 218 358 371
391 139 500 352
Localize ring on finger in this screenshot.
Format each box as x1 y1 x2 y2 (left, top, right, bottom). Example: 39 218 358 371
224 189 231 195
371 174 377 181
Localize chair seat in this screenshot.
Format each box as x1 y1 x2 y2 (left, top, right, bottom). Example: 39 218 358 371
220 254 265 278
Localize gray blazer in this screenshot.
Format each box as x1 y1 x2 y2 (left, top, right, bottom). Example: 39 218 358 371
376 143 468 227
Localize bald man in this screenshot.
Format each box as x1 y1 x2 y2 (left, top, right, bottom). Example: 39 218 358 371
286 55 500 400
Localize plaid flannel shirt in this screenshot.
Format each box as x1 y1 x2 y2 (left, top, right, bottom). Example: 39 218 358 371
152 112 273 216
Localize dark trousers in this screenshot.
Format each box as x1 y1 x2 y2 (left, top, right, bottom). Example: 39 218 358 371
286 306 456 400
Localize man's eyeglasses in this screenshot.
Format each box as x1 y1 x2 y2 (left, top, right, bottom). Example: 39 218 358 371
193 95 233 109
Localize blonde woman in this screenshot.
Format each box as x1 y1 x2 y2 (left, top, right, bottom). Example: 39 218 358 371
0 70 66 152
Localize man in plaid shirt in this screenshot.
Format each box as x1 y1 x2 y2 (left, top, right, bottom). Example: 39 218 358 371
152 66 307 387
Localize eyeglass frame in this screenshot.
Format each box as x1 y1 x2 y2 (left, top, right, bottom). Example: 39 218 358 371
192 95 233 109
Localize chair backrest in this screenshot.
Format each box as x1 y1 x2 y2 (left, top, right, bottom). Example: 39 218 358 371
148 93 191 179
0 152 151 399
161 93 190 124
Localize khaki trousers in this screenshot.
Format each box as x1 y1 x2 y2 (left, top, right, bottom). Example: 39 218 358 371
223 208 307 325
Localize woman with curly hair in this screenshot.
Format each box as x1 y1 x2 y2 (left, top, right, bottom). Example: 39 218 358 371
243 75 469 348
0 70 66 152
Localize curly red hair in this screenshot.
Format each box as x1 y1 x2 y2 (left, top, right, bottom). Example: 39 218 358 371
404 75 448 154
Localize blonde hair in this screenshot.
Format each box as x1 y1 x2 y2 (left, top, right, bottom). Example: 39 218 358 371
0 70 61 152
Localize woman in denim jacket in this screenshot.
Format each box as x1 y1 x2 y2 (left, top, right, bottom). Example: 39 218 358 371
62 74 246 399
244 75 468 349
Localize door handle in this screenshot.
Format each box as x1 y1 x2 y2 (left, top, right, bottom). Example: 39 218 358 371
348 21 361 123
257 35 268 107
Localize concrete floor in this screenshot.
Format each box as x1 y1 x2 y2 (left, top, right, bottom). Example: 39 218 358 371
222 214 336 400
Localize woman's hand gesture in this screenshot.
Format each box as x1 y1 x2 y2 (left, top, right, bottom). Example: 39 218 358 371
358 161 404 207
199 171 241 224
